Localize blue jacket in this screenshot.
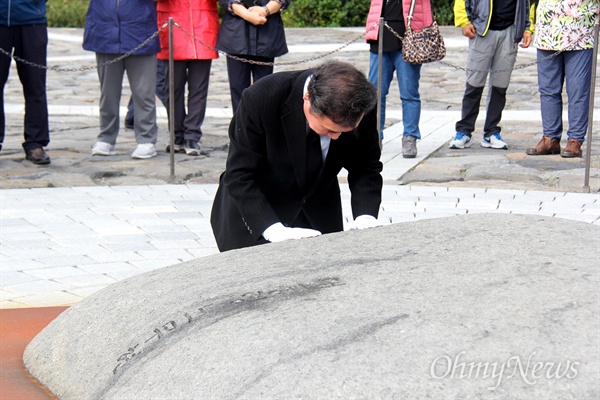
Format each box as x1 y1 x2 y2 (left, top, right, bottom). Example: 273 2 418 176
83 0 160 55
0 0 47 26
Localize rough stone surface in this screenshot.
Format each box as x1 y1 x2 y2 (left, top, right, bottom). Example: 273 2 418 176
24 214 599 399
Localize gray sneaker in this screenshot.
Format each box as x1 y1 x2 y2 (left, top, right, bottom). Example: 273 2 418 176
402 136 417 158
92 141 116 156
131 143 157 159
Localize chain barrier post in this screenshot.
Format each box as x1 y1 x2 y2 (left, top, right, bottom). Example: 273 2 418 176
583 21 599 193
168 18 176 183
377 18 384 146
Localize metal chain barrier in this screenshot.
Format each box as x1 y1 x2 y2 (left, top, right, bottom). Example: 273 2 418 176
0 23 168 72
383 22 564 73
0 19 569 75
173 21 380 67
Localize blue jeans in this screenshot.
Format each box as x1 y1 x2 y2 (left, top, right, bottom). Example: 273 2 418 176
537 48 593 143
369 51 421 140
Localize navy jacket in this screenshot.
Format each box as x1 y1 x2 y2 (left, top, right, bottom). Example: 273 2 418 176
0 0 47 26
83 0 160 55
216 0 288 57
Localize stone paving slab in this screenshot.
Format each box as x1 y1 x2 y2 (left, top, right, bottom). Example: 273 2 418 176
1 184 598 309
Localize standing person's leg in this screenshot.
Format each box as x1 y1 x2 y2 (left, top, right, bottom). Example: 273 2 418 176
126 58 168 128
166 60 188 141
249 56 274 83
226 57 252 113
0 25 14 152
452 35 493 148
125 97 134 129
526 50 564 155
394 51 421 158
368 52 394 140
126 54 158 143
537 50 564 139
156 58 169 109
94 53 125 154
481 27 517 149
561 49 593 157
183 59 212 156
15 24 50 157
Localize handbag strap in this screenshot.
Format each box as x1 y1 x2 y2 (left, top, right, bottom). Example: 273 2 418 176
406 0 438 29
406 0 417 28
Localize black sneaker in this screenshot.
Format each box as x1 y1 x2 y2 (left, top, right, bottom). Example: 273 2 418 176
166 136 185 153
184 140 201 156
124 118 134 130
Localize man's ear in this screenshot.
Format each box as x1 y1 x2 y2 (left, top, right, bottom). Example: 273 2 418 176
303 92 310 102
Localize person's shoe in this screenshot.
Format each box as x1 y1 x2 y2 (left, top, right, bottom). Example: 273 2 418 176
165 136 185 153
481 132 508 149
124 118 134 130
561 139 582 158
449 132 471 149
402 136 417 158
526 136 560 156
92 141 116 156
184 140 201 156
25 148 51 165
132 143 157 159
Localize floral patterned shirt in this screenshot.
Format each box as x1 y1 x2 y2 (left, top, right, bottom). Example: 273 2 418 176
534 0 599 51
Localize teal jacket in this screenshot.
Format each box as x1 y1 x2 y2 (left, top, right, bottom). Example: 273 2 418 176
454 0 532 42
0 0 47 26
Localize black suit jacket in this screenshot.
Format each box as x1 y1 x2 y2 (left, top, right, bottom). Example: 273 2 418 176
210 69 383 252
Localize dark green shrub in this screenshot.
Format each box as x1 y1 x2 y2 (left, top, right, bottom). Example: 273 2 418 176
283 0 454 27
434 0 455 25
46 0 453 28
47 0 88 28
283 0 347 27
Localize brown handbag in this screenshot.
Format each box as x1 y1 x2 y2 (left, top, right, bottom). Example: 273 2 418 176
402 0 446 65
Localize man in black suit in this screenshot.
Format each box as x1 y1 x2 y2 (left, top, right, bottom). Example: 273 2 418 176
211 61 383 252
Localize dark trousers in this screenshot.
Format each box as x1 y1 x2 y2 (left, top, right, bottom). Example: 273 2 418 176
164 59 212 142
456 83 507 136
226 55 274 113
0 24 49 151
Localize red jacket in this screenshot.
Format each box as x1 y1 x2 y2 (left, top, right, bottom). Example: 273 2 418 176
156 0 219 60
365 0 433 41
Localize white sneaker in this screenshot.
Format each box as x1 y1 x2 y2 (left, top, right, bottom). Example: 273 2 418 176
131 143 157 159
481 132 508 149
92 142 116 156
449 132 471 149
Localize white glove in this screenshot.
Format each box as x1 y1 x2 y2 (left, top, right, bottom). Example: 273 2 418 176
262 222 322 243
348 215 384 230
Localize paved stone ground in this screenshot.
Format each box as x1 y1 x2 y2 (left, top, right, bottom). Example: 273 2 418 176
1 26 599 191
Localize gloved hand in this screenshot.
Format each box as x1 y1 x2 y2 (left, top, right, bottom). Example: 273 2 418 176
348 215 384 230
262 222 322 243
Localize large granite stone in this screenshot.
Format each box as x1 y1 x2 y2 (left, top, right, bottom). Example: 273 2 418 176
24 214 599 399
